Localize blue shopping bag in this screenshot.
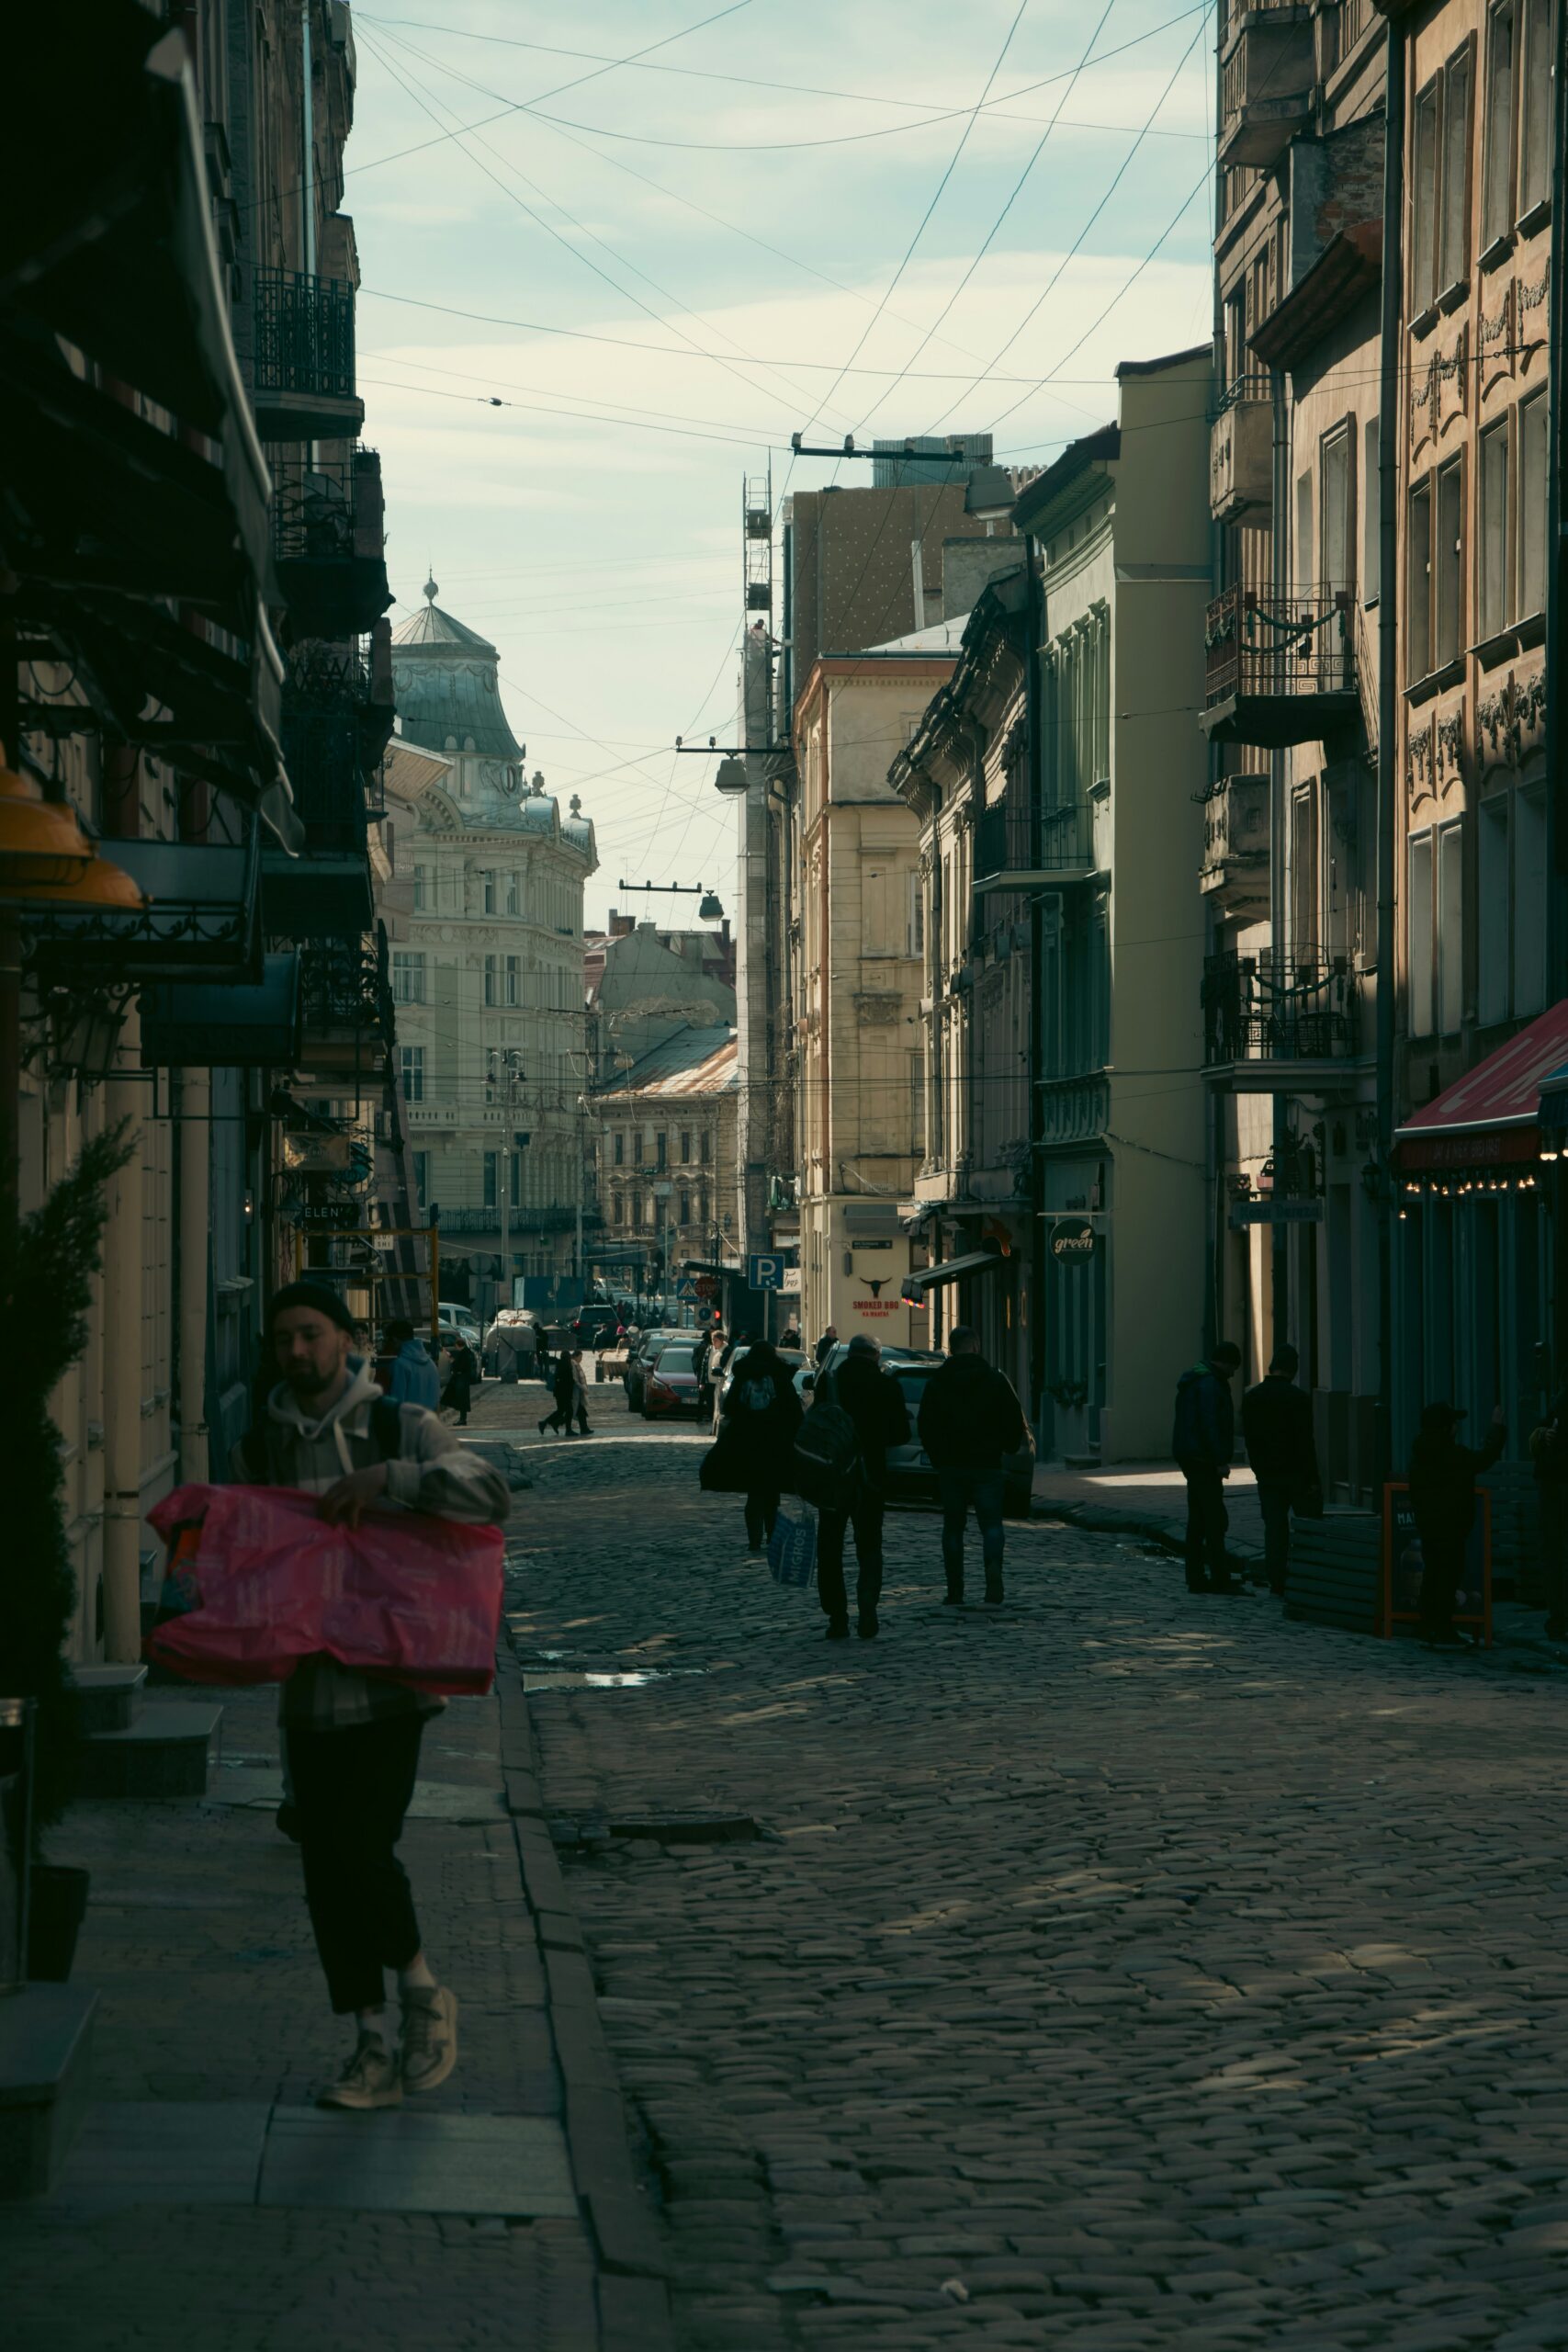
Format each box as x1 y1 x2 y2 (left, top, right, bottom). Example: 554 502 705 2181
767 1502 818 1589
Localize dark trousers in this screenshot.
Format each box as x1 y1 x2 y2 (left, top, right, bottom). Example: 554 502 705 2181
818 1494 886 1624
1540 1484 1568 1630
937 1468 1005 1598
287 1714 425 2014
1418 1527 1466 1634
745 1486 780 1549
1181 1464 1231 1589
1257 1477 1292 1593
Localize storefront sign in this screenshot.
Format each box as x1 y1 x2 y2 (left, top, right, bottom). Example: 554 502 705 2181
1228 1199 1325 1227
1050 1219 1097 1259
852 1298 900 1317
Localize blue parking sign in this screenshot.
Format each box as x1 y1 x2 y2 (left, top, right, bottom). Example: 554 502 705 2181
749 1253 784 1291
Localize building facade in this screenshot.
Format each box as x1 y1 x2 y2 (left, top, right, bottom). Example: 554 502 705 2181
389 583 597 1315
592 1028 739 1308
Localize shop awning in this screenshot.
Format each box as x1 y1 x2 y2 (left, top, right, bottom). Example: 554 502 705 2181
22 831 260 985
1394 1000 1568 1170
1539 1061 1568 1139
901 1249 1006 1303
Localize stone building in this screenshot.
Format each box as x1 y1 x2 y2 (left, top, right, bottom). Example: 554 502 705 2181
389 581 597 1310
592 1027 739 1309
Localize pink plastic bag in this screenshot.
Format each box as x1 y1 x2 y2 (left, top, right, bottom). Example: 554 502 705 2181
145 1483 505 1695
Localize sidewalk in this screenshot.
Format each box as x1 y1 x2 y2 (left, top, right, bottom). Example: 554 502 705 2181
1033 1456 1269 1562
3 1627 670 2351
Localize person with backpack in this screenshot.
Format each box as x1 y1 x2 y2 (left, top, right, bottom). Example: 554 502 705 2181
917 1327 1028 1606
384 1317 440 1408
1409 1400 1506 1643
719 1339 802 1553
234 1283 510 2112
805 1335 909 1641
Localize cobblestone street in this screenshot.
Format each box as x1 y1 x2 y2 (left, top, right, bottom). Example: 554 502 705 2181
491 1377 1568 2352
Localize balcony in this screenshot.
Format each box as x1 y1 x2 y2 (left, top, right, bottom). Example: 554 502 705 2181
294 931 394 1086
1199 774 1271 920
1201 585 1359 749
270 448 391 637
21 829 260 986
974 797 1096 897
1209 377 1272 523
251 268 365 443
1219 3 1314 168
263 704 378 935
1202 949 1360 1091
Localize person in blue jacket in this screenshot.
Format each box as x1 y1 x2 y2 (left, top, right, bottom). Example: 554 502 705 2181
384 1318 441 1409
1172 1341 1243 1596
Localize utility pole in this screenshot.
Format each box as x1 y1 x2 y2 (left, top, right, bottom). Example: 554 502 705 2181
499 1143 510 1316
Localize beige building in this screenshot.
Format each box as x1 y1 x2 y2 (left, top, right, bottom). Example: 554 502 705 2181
592 1028 739 1307
792 647 957 1350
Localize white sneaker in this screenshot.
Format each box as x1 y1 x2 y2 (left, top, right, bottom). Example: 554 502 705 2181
400 1984 458 2094
319 2030 402 2110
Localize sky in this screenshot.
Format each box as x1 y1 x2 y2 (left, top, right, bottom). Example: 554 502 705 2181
346 0 1218 931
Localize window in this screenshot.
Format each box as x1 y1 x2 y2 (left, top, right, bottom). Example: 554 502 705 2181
1438 820 1464 1035
1477 797 1510 1024
412 1151 429 1203
908 871 925 960
1412 77 1440 311
1436 457 1464 666
680 1129 692 1164
633 1132 644 1165
510 1151 522 1212
1438 48 1472 288
700 1131 712 1166
483 1152 498 1211
1294 469 1314 594
1408 831 1435 1037
679 1189 691 1227
1320 424 1353 595
413 862 432 911
1478 420 1511 639
504 956 520 1007
613 1132 624 1166
1362 417 1381 601
391 949 426 1004
1521 392 1549 615
1518 0 1552 215
655 1132 667 1169
506 871 521 916
1515 780 1548 1013
1291 786 1319 956
483 956 496 1007
1409 477 1433 678
400 1045 424 1103
1482 1 1516 250
482 869 497 914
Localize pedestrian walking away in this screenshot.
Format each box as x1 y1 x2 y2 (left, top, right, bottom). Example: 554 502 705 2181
694 1324 720 1421
235 1283 510 2111
1530 1385 1568 1640
568 1344 592 1435
811 1336 909 1641
442 1336 479 1426
719 1337 803 1552
814 1323 839 1367
383 1317 440 1409
779 1321 802 1351
1173 1341 1243 1595
539 1347 580 1436
917 1326 1028 1605
1409 1400 1506 1643
1240 1342 1320 1595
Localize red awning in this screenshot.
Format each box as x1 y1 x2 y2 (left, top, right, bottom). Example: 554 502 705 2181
1394 1000 1568 1170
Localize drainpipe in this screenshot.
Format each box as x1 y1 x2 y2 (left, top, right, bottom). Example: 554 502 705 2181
300 2 316 277
1025 537 1046 1441
1374 17 1405 1487
1269 364 1291 1346
177 1067 210 1484
100 1092 145 1662
1545 0 1568 1378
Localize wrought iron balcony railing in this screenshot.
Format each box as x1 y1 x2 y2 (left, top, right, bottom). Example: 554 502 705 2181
974 796 1096 895
252 268 362 442
1201 586 1360 748
299 929 395 1046
1202 949 1359 1069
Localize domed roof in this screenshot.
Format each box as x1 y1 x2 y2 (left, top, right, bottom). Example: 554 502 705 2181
389 574 521 761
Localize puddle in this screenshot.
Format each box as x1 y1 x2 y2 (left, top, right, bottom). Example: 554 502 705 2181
522 1668 706 1692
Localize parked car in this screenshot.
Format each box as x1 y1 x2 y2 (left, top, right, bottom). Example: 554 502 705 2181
712 1346 807 1433
625 1329 683 1411
641 1343 704 1420
815 1345 1035 1518
438 1306 481 1351
570 1303 622 1351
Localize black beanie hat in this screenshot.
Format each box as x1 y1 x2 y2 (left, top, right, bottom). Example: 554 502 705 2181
266 1281 356 1335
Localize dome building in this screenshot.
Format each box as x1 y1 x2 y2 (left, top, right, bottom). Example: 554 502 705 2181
388 577 597 1307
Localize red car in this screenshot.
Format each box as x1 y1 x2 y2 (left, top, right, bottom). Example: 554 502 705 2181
640 1343 703 1419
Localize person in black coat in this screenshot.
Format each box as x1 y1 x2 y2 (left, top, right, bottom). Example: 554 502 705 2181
1240 1343 1319 1595
917 1327 1028 1605
443 1339 479 1427
719 1341 803 1551
816 1337 910 1642
539 1350 579 1437
1409 1401 1506 1642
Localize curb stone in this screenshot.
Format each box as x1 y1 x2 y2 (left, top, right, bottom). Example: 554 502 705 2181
495 1651 675 2351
